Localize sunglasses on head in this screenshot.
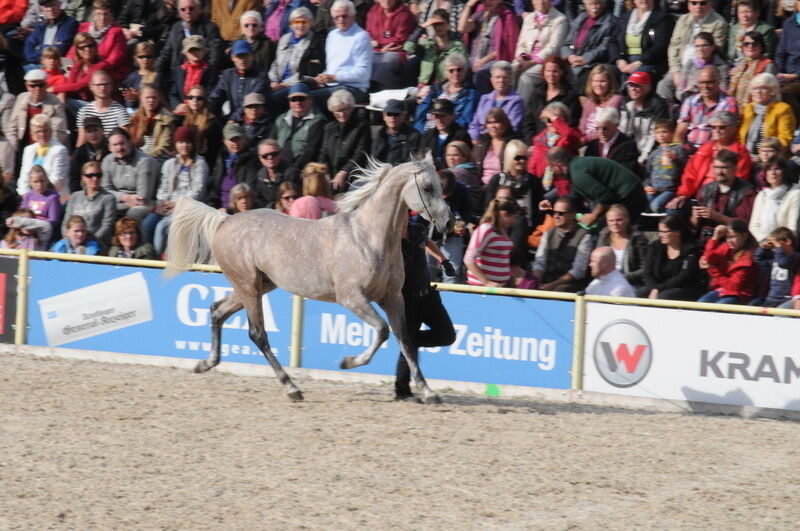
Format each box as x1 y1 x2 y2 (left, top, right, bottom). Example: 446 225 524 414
289 96 307 102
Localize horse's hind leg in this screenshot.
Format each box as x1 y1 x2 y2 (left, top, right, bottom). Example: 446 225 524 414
337 293 390 370
380 293 440 404
240 281 304 401
195 294 244 373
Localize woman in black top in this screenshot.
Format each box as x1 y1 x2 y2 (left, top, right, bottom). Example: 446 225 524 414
319 89 370 194
638 214 703 300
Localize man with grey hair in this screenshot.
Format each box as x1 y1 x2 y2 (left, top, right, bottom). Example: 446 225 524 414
584 107 641 177
310 0 372 110
585 246 636 297
673 66 738 150
235 9 275 71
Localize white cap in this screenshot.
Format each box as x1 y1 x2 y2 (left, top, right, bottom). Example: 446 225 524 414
24 69 47 82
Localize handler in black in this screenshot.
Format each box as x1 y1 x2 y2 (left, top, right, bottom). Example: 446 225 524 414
395 218 456 401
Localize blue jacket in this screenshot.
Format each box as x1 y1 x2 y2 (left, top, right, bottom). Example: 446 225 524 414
754 247 800 302
24 14 79 65
414 84 479 134
776 16 800 76
209 67 269 119
50 238 102 255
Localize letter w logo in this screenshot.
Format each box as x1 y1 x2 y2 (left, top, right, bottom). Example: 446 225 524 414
600 342 648 373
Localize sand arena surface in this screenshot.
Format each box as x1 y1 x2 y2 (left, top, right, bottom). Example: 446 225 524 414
2 353 799 530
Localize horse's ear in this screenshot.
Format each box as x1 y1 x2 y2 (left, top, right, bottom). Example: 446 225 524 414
423 150 434 167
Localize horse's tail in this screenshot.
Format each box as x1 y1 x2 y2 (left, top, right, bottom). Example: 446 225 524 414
164 197 229 278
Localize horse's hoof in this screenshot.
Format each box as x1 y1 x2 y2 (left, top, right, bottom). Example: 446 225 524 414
287 390 304 402
194 361 211 373
339 356 356 369
423 393 442 405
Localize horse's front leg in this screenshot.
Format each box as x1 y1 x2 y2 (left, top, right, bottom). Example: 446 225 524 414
337 292 390 369
194 294 243 373
379 292 440 404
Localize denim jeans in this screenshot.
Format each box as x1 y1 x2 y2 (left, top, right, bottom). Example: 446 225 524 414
698 290 740 305
647 190 675 213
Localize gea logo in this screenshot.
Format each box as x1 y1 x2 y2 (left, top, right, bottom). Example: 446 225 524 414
593 319 652 388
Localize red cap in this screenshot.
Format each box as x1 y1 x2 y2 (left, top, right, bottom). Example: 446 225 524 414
627 71 652 86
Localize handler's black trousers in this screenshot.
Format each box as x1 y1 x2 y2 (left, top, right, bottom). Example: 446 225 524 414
395 289 455 395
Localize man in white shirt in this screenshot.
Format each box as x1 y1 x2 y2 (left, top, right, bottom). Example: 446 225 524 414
310 0 372 110
585 246 636 297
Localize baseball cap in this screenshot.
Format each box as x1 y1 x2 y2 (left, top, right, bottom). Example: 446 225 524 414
24 69 47 82
430 99 455 115
383 99 406 114
243 93 266 106
223 122 244 140
231 40 253 56
627 71 652 86
182 35 207 55
288 83 310 97
83 115 103 130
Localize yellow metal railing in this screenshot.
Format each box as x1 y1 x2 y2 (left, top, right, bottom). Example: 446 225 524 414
6 249 800 389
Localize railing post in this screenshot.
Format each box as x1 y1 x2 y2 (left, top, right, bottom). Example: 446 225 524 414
289 294 304 368
571 293 586 391
14 249 29 345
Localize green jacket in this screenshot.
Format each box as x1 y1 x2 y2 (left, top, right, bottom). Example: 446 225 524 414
404 33 467 85
271 109 326 178
568 157 641 205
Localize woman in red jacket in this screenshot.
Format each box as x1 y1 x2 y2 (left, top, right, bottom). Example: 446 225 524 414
698 219 759 304
527 101 582 200
66 1 130 83
51 33 108 106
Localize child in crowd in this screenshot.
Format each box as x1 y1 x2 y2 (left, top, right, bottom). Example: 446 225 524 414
19 165 61 235
752 138 785 187
2 209 52 251
752 227 800 307
40 46 66 89
698 220 759 305
50 215 101 255
644 119 688 213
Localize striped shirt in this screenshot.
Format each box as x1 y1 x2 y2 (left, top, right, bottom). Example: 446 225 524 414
465 222 513 285
77 102 131 136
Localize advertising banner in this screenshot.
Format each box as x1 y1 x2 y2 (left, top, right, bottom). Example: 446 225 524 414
301 290 574 389
0 258 18 343
26 260 294 365
584 303 800 411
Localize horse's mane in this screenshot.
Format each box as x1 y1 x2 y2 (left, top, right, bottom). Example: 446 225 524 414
336 157 394 213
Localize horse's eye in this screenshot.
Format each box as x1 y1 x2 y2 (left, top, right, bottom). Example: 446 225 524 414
423 185 434 193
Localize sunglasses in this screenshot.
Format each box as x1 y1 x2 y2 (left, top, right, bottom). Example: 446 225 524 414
514 155 528 161
27 82 45 88
552 210 570 216
77 44 96 50
291 19 309 25
137 54 153 59
243 23 259 28
179 6 195 11
742 41 758 47
289 96 307 102
260 152 281 159
92 82 113 87
281 195 299 200
448 68 464 73
83 173 102 178
689 1 707 4
186 95 205 101
386 112 401 117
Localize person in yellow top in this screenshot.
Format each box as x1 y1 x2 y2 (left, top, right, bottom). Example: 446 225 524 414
739 72 796 159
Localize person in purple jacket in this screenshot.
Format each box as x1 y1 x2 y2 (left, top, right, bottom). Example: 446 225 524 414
19 165 61 234
467 61 523 141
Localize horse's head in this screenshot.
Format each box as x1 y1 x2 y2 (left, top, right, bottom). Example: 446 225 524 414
403 152 454 234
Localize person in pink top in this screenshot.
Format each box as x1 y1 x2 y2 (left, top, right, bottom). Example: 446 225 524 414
289 162 338 220
464 197 519 286
579 64 623 143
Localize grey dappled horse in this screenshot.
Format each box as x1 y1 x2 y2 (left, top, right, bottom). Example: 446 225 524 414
165 154 454 402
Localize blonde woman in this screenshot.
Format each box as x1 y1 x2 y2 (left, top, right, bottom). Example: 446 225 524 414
290 162 338 219
484 138 544 228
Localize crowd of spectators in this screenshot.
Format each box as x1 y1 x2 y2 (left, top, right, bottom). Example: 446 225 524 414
3 0 800 309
